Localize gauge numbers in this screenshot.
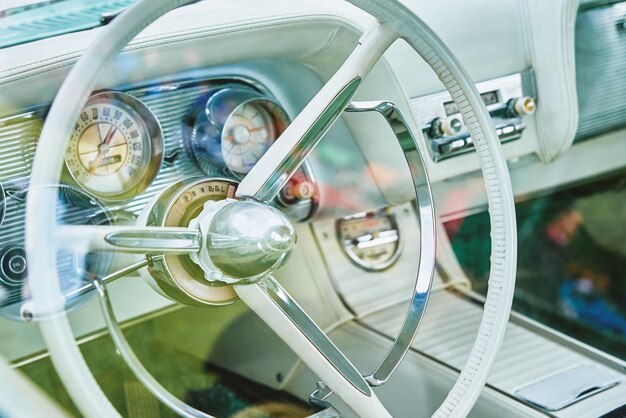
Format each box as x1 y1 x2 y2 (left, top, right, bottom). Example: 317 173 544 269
222 101 276 174
64 92 163 201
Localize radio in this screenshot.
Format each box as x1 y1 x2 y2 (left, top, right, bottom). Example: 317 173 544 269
411 70 537 161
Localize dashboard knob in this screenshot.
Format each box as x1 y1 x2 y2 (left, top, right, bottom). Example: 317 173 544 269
286 179 315 200
511 96 536 116
0 246 27 286
279 172 317 205
430 116 463 138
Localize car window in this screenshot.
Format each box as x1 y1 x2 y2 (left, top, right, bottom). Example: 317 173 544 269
445 170 626 360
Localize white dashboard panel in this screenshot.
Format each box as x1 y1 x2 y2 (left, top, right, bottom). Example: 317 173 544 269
0 0 370 114
391 0 529 97
352 0 579 188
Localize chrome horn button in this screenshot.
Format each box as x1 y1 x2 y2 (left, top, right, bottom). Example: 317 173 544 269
138 177 297 306
138 177 239 306
190 198 297 284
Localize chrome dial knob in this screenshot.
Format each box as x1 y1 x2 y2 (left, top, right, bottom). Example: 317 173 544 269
430 116 463 138
510 96 537 116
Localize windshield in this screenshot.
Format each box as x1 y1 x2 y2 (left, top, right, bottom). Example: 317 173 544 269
0 0 134 49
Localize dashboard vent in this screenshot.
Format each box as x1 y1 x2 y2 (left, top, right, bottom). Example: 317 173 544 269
0 0 134 49
575 1 626 141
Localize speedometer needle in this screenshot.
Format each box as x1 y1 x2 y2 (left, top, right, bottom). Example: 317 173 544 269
102 126 117 146
90 125 117 173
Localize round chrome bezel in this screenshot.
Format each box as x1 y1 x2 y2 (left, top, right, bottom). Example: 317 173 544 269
220 97 290 177
138 176 240 306
336 208 403 272
64 91 164 202
184 85 290 179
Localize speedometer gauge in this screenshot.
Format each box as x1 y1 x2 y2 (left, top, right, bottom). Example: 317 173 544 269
64 91 164 201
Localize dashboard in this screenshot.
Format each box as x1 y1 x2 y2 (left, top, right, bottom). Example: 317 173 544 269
0 0 398 358
0 73 318 319
1 1 626 417
0 0 613 350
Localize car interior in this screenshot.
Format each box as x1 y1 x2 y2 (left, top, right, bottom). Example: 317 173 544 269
0 0 625 417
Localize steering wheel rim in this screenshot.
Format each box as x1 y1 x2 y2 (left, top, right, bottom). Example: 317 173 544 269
25 1 517 417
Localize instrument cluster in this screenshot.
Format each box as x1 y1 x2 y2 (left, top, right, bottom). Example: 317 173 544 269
0 76 318 319
64 91 164 202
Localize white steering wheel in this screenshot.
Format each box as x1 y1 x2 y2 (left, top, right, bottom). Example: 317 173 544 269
24 0 517 417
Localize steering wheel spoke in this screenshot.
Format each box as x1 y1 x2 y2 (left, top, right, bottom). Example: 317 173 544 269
18 257 152 320
235 23 398 203
235 275 392 417
235 275 372 395
93 280 213 418
55 224 201 254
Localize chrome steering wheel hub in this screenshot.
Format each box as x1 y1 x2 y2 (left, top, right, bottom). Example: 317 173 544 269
190 198 296 284
138 177 239 306
138 177 297 306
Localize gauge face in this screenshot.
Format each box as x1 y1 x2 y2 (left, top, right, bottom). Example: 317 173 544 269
337 209 401 271
221 101 276 174
64 92 163 201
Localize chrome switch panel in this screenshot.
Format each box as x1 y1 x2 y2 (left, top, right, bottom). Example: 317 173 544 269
410 69 537 162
